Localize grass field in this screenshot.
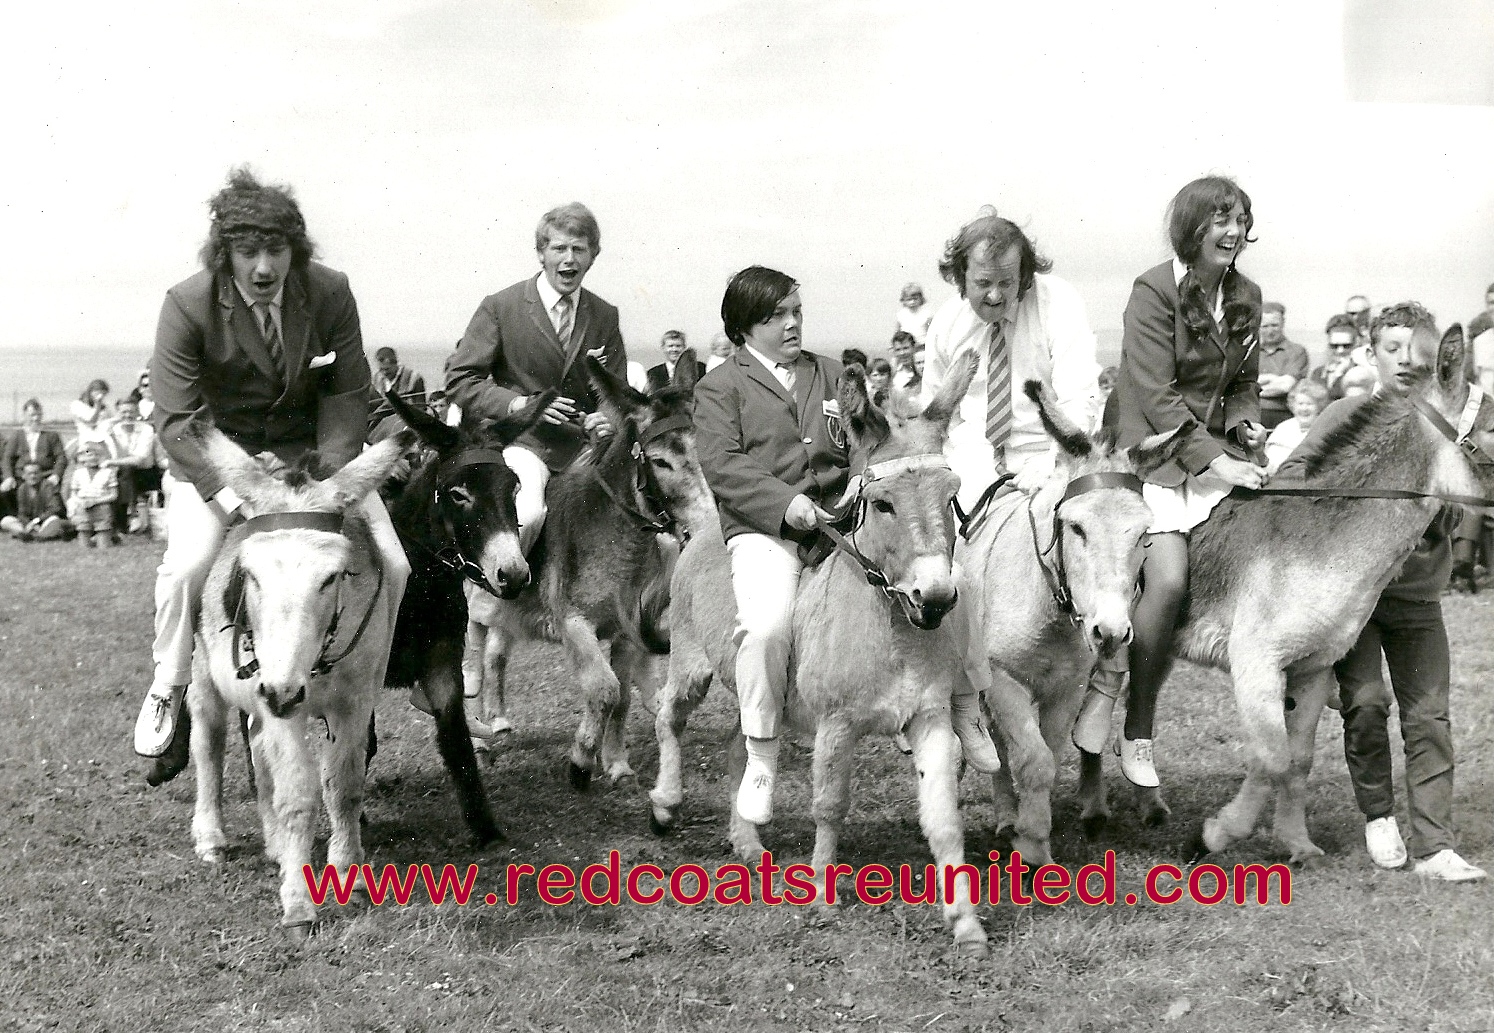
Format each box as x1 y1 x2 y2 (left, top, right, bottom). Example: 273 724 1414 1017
2 535 1491 1033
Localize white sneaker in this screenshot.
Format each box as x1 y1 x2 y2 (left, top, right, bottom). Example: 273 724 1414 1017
1117 737 1159 788
735 760 776 826
1412 849 1486 883
1364 816 1408 869
134 682 186 757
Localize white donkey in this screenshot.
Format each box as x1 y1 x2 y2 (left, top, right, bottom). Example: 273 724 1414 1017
186 428 405 939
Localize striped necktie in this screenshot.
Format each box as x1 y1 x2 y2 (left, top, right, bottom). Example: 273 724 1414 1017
985 321 1012 465
554 294 574 348
255 302 283 372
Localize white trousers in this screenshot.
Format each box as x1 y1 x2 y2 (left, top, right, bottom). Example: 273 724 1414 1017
728 533 802 740
152 480 410 685
503 444 551 555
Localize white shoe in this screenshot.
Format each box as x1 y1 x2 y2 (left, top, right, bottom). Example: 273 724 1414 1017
735 760 776 826
1072 689 1117 755
1412 849 1486 883
1364 816 1408 869
1117 737 1159 788
950 696 1001 773
134 682 186 757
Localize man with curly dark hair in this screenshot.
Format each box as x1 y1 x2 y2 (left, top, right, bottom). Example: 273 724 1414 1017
134 167 409 782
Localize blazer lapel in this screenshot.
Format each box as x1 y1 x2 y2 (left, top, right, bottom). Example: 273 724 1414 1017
738 352 796 411
525 277 567 360
278 273 311 398
219 277 281 384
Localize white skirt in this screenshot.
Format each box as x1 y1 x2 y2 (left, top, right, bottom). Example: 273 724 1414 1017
1142 472 1232 534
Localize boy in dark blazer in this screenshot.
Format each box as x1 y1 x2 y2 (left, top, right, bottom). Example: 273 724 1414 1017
134 168 409 780
646 330 706 392
446 203 628 551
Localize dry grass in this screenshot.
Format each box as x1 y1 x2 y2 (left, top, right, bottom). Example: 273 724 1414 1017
1 536 1491 1032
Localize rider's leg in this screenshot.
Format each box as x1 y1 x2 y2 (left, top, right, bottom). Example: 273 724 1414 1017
502 445 551 555
945 565 1001 772
137 481 226 761
1119 531 1188 784
728 533 802 825
1073 650 1128 754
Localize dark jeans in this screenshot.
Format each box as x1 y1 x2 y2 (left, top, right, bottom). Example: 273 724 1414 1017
113 467 163 527
1333 596 1457 858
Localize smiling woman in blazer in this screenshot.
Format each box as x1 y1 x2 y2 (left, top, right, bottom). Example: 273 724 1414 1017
1072 176 1268 789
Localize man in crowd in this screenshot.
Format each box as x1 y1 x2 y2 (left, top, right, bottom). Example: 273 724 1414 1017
1 460 68 541
445 202 628 553
1279 302 1485 883
1 400 67 520
1468 281 1494 393
1256 302 1310 429
646 329 704 391
134 168 409 781
889 330 918 393
1311 313 1362 400
107 396 162 533
369 346 428 429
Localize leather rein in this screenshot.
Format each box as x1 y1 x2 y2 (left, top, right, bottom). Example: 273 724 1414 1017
813 452 956 611
1230 386 1494 509
589 412 693 538
228 511 386 681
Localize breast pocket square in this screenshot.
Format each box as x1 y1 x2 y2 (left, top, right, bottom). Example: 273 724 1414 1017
308 351 336 369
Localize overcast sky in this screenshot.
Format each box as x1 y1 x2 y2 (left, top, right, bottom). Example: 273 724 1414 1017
4 0 1492 359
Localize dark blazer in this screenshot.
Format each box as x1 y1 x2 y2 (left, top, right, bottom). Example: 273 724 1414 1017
14 479 65 523
151 263 372 500
445 275 628 471
2 428 68 483
1111 261 1262 486
694 349 849 542
646 360 706 393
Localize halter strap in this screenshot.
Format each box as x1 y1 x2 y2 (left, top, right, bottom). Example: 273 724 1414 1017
640 411 692 446
242 512 345 537
863 453 951 482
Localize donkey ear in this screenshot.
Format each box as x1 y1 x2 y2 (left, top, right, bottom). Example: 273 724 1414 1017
326 434 409 509
387 389 459 452
487 389 556 447
672 347 700 392
587 355 650 417
1436 324 1468 392
1023 379 1091 459
222 557 246 625
193 420 286 506
1128 422 1191 479
838 361 888 449
920 349 979 430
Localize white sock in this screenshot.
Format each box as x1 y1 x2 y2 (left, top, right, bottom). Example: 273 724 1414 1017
744 736 780 773
950 692 982 723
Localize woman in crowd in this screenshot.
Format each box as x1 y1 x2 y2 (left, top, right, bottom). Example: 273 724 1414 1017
70 379 114 447
1264 379 1328 474
1071 176 1269 787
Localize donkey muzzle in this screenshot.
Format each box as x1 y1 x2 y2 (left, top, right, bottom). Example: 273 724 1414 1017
258 683 307 718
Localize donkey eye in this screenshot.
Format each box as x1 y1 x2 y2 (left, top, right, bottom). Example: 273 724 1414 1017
320 574 337 591
871 499 895 515
650 457 671 470
1068 524 1087 543
448 486 475 509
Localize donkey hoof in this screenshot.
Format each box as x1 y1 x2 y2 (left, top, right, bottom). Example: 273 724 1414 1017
649 809 675 837
1081 813 1109 840
568 762 593 792
1142 799 1172 828
281 921 314 945
1185 831 1211 863
1289 845 1327 869
197 846 227 865
954 938 990 958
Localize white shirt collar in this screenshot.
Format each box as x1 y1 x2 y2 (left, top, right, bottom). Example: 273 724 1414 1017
233 280 284 312
742 344 796 389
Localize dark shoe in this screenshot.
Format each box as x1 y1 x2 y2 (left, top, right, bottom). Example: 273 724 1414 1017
145 708 192 787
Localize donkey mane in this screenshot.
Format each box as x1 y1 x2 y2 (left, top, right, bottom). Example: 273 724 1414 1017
1291 383 1421 481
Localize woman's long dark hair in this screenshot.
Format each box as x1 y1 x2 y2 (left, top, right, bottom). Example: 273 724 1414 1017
1167 176 1260 348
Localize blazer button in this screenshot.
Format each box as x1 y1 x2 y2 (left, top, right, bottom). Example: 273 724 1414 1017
802 437 813 445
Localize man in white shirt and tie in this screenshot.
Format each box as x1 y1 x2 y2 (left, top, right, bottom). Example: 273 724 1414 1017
446 203 630 552
919 211 1101 508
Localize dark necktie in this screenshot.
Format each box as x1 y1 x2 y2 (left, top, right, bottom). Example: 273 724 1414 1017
255 303 283 372
985 322 1012 464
